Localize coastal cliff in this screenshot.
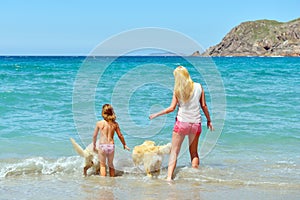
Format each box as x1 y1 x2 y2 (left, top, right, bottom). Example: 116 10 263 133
202 18 300 57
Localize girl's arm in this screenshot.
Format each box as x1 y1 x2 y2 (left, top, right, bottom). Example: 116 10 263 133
93 122 100 151
149 93 178 120
115 123 130 151
200 86 214 131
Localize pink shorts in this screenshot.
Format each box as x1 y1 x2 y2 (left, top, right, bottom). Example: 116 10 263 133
173 120 201 135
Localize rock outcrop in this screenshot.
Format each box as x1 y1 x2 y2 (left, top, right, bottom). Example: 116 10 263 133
190 51 201 56
202 18 300 57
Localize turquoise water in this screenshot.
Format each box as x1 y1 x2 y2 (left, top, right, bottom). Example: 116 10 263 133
0 56 299 199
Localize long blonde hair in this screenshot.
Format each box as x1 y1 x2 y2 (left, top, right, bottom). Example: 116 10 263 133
102 104 116 122
173 66 194 103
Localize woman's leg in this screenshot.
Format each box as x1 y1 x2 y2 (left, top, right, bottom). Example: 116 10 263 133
167 132 185 181
98 151 107 176
107 151 115 177
188 133 200 168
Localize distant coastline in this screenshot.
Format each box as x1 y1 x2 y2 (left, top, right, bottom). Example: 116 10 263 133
200 18 300 57
1 18 300 58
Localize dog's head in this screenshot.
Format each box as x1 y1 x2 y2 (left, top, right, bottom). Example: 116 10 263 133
84 151 94 165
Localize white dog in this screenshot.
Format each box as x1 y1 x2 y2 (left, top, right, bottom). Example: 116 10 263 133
70 138 100 176
132 140 171 177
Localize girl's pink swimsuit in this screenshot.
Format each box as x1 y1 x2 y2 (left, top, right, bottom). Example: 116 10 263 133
97 144 115 154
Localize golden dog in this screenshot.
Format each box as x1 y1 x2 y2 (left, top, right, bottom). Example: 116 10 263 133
132 140 171 177
70 138 100 176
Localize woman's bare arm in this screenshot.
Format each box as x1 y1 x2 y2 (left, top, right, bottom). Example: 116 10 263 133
200 86 214 131
149 93 178 120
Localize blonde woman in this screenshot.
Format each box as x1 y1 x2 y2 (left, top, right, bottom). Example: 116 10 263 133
93 104 130 177
149 66 213 181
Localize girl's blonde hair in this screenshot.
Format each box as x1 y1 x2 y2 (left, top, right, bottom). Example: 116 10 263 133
102 104 116 122
173 66 194 103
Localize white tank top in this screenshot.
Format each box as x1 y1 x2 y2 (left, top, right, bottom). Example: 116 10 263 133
176 83 202 123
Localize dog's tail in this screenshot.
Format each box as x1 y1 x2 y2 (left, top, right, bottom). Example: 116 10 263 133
70 138 87 157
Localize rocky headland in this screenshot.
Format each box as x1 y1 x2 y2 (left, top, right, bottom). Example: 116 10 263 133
201 18 300 57
190 51 201 56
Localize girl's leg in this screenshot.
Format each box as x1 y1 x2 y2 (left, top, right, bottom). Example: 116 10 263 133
188 133 200 168
167 132 185 181
107 151 115 177
98 151 107 176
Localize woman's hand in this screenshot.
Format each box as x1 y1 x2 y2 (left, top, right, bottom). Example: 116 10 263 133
207 121 214 131
124 145 130 151
149 113 157 120
149 94 177 120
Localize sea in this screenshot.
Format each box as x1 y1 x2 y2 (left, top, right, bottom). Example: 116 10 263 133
0 56 299 200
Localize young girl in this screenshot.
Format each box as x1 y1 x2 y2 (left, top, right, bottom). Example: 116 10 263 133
93 104 130 177
149 66 213 181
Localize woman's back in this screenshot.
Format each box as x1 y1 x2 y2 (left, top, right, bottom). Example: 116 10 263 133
177 82 202 123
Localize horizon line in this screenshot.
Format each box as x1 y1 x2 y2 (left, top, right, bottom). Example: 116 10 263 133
0 55 298 58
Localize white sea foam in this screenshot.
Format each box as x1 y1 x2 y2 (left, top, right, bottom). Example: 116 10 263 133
1 155 298 189
0 156 82 178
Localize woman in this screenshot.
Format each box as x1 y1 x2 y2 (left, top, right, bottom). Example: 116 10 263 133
149 66 213 181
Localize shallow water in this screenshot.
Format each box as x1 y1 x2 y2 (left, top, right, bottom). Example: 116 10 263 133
0 56 299 199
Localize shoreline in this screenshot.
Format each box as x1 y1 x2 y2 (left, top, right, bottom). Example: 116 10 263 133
1 174 299 200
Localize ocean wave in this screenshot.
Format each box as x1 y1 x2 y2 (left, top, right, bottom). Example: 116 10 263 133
0 156 147 178
1 156 299 190
0 156 82 178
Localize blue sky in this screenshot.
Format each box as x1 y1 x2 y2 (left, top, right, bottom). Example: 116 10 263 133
1 0 299 55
